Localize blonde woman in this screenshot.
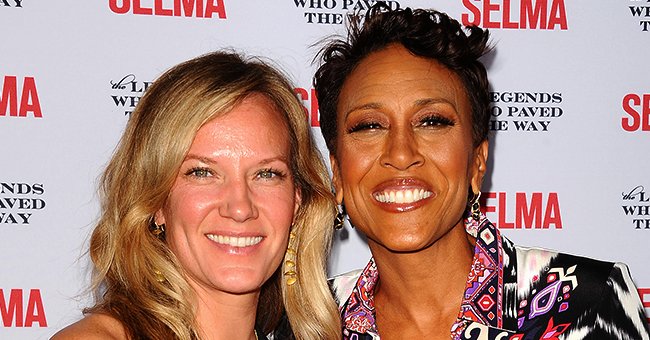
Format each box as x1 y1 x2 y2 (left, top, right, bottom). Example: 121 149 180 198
53 51 340 339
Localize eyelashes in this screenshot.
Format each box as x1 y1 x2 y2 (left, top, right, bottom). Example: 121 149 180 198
346 114 455 133
183 166 287 181
256 167 287 180
417 114 455 128
347 121 383 133
185 167 213 178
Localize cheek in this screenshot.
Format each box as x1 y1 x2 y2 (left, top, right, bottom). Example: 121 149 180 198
258 188 295 262
274 193 297 223
165 187 217 228
256 185 297 223
426 136 474 174
337 145 374 185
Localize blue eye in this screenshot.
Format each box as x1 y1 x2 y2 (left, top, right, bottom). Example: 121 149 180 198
257 168 286 180
186 167 212 178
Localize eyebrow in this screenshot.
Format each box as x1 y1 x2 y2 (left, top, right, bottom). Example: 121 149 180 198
182 154 290 165
258 156 290 165
344 98 458 119
344 102 382 120
414 98 457 111
183 155 216 165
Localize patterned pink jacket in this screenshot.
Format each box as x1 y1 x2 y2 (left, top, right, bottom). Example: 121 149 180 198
331 215 650 339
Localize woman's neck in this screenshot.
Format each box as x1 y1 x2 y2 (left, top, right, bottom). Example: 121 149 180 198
191 283 260 340
371 222 475 334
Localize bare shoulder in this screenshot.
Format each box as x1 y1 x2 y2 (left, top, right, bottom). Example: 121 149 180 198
51 313 127 340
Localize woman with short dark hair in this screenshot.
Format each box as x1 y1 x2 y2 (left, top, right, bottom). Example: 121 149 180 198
315 5 649 339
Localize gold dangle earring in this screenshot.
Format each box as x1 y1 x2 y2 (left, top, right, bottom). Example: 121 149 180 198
148 219 167 282
154 270 166 283
284 230 297 286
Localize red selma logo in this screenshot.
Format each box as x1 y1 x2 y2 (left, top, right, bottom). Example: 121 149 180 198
622 94 650 132
109 0 226 18
1 76 42 118
482 192 562 229
0 289 47 327
462 0 568 30
295 87 320 128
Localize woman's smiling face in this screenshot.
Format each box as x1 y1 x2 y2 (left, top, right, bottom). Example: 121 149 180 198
331 44 487 253
156 94 299 296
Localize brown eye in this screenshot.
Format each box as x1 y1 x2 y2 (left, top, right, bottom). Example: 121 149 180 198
418 114 455 128
348 121 384 133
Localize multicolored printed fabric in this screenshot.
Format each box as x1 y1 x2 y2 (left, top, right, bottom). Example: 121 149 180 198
331 215 650 339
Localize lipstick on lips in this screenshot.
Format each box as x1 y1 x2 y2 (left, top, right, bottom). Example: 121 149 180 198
372 178 434 212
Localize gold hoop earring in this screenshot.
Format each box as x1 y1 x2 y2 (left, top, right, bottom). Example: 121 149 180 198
469 191 481 221
149 221 165 238
334 204 346 230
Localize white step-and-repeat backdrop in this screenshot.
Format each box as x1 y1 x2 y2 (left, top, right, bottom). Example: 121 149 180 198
1 1 649 338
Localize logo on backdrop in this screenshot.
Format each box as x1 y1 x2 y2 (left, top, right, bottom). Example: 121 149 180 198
292 0 401 24
621 185 650 229
1 76 42 118
461 0 568 30
0 289 47 327
110 74 153 117
481 191 563 229
489 91 563 132
628 1 650 32
0 182 45 225
621 93 650 132
295 87 320 127
109 0 227 18
1 0 23 8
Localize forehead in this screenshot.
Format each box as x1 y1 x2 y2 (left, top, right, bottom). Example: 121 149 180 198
338 44 470 117
190 94 291 155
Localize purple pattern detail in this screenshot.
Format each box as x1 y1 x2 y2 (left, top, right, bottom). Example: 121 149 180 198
341 259 379 334
452 214 503 336
529 280 562 319
559 302 569 312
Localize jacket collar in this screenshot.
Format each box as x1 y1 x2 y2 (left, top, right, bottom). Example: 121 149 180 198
338 214 509 337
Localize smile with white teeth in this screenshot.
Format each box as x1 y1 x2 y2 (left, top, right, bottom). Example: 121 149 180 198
373 189 433 204
206 234 263 247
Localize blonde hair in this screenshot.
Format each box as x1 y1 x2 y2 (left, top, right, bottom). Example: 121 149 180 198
86 51 341 339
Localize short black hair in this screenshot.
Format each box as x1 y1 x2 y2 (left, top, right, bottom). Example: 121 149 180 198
314 4 492 155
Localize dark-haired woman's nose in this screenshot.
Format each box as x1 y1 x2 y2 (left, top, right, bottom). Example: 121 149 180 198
379 128 424 170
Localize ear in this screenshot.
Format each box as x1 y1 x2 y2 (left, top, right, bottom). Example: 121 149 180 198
329 155 344 204
154 208 166 226
470 140 489 194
